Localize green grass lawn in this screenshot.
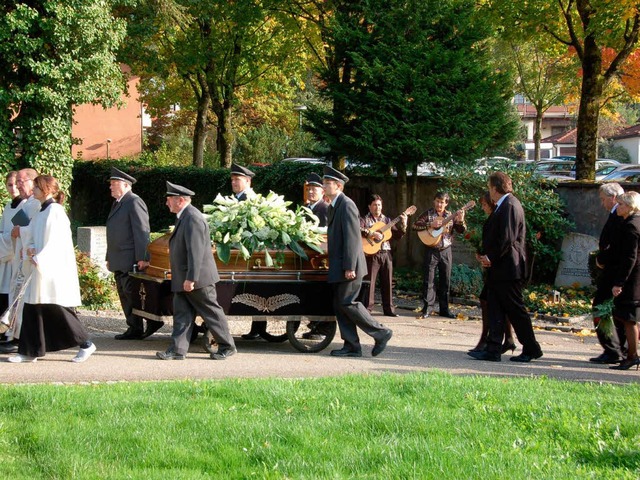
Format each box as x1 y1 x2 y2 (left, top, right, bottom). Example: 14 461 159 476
0 372 638 479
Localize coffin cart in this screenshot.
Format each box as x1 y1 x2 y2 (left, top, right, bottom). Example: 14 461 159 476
129 234 337 353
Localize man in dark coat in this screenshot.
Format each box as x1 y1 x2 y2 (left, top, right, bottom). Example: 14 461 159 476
156 182 236 360
323 166 392 357
106 167 163 340
469 171 543 363
590 182 626 364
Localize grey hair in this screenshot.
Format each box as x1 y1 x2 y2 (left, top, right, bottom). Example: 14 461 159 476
617 191 640 214
599 182 624 198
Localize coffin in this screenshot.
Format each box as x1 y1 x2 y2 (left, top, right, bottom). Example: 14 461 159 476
144 233 329 280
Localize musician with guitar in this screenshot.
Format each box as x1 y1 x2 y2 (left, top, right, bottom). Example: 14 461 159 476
412 191 468 319
360 194 415 317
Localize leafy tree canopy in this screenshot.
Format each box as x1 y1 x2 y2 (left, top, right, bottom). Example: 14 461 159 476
307 0 519 177
0 0 127 191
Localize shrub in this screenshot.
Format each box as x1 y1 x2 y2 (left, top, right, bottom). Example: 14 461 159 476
75 249 117 309
449 264 484 298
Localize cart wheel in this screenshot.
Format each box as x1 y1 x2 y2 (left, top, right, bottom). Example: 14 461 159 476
259 321 289 343
203 330 217 354
287 320 336 353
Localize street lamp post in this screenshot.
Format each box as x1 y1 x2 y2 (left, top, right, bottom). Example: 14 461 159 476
293 105 307 128
106 138 112 160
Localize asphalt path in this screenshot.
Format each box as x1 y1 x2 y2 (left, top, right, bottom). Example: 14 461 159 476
1 307 638 385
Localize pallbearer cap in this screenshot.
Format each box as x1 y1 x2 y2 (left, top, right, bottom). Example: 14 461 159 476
322 165 349 184
110 167 136 185
166 181 195 197
230 163 255 178
305 173 324 188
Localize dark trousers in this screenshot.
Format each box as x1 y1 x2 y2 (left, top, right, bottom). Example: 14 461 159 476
486 279 542 357
114 270 144 332
592 276 626 358
171 285 235 356
422 246 452 314
362 251 394 314
332 279 389 351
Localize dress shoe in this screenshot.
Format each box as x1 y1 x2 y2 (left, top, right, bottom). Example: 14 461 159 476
609 357 640 370
0 340 19 354
141 321 164 339
302 332 323 340
416 311 430 319
372 329 393 357
467 350 501 362
501 342 517 354
210 348 237 360
330 347 362 358
510 352 543 363
589 353 622 364
384 312 400 318
241 332 262 340
156 350 185 360
115 328 144 340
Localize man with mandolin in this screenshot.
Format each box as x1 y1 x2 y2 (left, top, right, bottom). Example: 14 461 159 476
360 194 415 317
412 191 468 319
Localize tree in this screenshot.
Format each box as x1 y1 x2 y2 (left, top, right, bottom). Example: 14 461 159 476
306 0 519 211
495 39 577 161
122 0 308 167
0 0 127 191
484 0 640 180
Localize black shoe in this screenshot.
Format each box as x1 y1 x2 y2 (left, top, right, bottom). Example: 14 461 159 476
372 329 393 357
142 321 164 339
589 353 622 364
384 311 400 317
156 350 185 360
501 342 517 354
115 328 144 340
330 347 362 358
609 357 640 370
440 312 456 319
210 348 237 360
0 340 19 354
467 350 501 362
510 352 543 363
241 332 261 340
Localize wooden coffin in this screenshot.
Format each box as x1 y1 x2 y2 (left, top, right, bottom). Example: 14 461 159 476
145 232 329 280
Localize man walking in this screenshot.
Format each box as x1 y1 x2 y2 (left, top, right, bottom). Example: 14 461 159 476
323 166 392 358
469 171 543 363
590 183 626 364
156 182 236 360
106 168 162 340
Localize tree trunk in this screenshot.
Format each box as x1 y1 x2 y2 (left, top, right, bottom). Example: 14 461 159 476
574 37 604 180
395 166 410 265
533 107 543 162
216 103 234 168
192 92 210 168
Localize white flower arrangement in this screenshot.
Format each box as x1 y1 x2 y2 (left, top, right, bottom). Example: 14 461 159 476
203 191 325 265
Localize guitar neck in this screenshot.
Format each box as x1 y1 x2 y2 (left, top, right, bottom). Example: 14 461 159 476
376 215 403 234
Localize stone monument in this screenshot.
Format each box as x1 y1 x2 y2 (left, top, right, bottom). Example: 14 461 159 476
76 226 109 276
554 232 599 287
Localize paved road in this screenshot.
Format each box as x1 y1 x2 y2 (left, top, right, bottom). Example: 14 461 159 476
0 307 638 385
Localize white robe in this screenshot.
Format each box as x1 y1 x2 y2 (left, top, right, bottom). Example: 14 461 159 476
23 203 81 307
0 199 24 294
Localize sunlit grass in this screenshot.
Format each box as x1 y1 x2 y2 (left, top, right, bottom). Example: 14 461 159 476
0 372 638 479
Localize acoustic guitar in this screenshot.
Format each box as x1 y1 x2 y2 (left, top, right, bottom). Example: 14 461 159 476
417 200 475 247
362 205 417 255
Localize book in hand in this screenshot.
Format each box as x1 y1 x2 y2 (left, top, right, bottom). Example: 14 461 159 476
11 209 30 227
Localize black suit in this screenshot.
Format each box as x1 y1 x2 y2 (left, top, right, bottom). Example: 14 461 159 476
168 204 235 356
327 193 389 352
592 208 626 357
310 200 330 227
483 194 541 357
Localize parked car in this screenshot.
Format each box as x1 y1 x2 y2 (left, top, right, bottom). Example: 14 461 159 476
550 155 576 161
474 156 515 174
601 165 640 183
282 157 327 165
570 159 621 179
534 160 575 178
